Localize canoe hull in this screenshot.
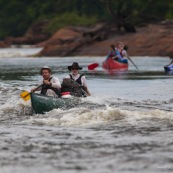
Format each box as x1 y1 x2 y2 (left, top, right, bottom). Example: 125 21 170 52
31 93 80 114
102 58 128 71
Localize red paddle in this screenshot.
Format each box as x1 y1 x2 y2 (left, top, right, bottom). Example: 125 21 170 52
87 63 99 70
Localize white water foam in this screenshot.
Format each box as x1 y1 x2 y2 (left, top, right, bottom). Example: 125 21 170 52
1 90 173 127
0 94 31 117
0 47 42 58
20 105 173 127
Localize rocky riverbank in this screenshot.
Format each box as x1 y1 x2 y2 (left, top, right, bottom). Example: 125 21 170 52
1 21 173 57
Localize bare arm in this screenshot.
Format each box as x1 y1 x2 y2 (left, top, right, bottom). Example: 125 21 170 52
82 76 91 96
83 86 91 96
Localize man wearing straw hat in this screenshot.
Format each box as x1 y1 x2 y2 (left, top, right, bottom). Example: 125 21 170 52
31 66 61 97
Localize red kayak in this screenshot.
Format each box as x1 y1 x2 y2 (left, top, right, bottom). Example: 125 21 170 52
102 58 128 71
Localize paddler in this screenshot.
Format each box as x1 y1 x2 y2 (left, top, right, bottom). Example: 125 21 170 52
31 66 61 97
105 41 128 61
115 41 128 59
105 44 117 61
63 62 91 96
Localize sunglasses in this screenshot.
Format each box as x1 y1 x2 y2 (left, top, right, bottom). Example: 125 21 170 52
71 68 79 70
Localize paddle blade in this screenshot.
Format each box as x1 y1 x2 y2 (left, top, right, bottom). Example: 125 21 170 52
20 91 31 101
88 63 99 70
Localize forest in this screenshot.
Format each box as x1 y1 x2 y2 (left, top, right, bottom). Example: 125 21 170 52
0 0 173 39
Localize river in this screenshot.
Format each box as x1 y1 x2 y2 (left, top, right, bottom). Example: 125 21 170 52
0 47 173 173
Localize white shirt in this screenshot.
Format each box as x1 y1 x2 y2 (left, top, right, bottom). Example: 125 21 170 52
122 50 128 58
65 74 87 87
41 77 61 89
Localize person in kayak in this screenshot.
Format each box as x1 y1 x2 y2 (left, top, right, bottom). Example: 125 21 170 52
105 44 117 61
64 62 91 96
105 42 127 61
115 41 128 59
31 66 61 97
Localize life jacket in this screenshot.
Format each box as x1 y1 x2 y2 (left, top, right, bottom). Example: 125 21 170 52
69 74 84 86
119 49 123 58
108 49 123 60
41 77 61 97
115 49 123 59
70 74 87 96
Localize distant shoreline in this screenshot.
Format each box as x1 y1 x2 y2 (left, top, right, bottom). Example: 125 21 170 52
1 21 173 58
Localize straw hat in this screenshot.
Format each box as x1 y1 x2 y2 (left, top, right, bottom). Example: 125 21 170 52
40 66 52 74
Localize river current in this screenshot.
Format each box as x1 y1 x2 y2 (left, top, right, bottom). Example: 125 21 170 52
0 47 173 173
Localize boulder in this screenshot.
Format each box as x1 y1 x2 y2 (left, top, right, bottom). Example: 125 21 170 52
37 23 108 56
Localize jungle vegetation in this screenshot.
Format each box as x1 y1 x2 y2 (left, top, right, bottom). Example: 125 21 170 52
0 0 173 39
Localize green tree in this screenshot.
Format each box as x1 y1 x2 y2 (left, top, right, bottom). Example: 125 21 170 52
0 0 173 39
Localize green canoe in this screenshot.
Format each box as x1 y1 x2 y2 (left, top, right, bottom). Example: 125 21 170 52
31 93 80 114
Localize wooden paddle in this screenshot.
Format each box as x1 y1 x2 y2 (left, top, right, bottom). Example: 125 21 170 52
20 85 42 101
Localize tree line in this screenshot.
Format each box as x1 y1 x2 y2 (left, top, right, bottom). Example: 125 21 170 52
0 0 173 39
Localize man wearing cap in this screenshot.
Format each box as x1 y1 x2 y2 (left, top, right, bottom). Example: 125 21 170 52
65 62 91 96
31 66 61 97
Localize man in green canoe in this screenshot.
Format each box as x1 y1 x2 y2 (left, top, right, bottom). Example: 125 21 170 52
31 66 61 97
